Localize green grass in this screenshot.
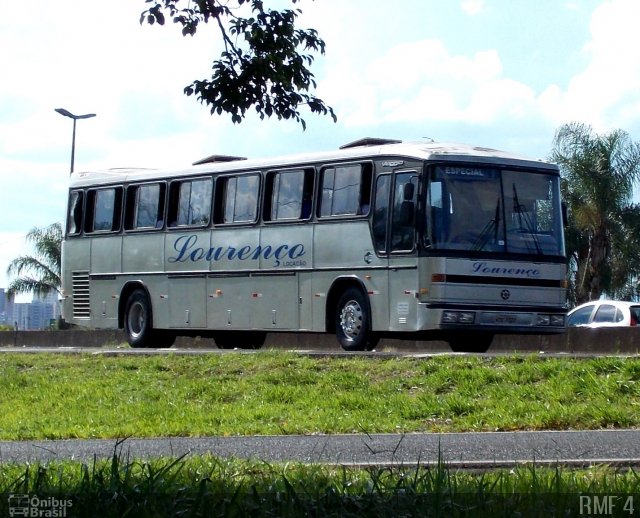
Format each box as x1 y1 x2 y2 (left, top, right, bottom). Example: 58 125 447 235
1 449 640 517
1 352 640 440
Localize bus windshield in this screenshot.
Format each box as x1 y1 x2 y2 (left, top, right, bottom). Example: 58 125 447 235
427 165 565 257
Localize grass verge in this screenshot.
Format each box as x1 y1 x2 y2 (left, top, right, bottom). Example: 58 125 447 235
0 352 639 440
1 445 639 517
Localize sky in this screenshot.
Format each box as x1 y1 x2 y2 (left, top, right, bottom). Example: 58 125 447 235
2 0 640 298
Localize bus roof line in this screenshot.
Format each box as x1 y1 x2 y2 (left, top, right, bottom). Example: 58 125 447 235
69 141 558 187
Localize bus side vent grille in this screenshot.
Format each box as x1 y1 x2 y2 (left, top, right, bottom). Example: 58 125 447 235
72 271 91 319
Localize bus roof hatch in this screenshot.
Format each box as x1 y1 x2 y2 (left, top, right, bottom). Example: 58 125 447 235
339 137 402 149
192 154 248 166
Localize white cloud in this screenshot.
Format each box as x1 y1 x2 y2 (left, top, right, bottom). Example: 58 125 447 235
461 0 485 16
324 39 533 127
539 0 640 131
0 233 33 300
322 0 640 144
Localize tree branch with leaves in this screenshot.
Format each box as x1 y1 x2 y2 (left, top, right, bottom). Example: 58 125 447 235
141 0 336 130
6 223 62 298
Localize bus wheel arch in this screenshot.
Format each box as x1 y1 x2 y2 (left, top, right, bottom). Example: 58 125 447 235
118 282 150 329
327 279 378 351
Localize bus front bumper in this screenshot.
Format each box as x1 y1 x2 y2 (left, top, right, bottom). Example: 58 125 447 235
417 302 566 334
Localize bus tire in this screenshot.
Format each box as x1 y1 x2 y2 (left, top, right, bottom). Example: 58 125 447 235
124 289 156 348
335 288 378 351
447 332 493 353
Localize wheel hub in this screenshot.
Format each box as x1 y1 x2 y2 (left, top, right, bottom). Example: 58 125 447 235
340 300 363 340
128 302 146 339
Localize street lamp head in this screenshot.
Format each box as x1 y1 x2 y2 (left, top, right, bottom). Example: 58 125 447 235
55 108 96 120
55 107 96 174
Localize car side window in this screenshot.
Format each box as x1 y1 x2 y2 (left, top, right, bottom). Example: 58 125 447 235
593 304 616 323
567 305 594 326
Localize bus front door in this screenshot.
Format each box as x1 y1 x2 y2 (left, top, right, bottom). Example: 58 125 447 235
388 170 420 332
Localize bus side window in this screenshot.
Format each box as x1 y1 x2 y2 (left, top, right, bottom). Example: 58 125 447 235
215 174 260 224
125 183 166 230
67 190 84 235
265 169 314 221
168 178 212 227
85 187 123 233
319 163 372 217
273 170 304 220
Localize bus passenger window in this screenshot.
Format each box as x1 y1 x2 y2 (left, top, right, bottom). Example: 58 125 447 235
129 183 165 230
272 170 304 220
220 174 260 223
319 164 371 217
85 187 123 233
168 178 212 227
94 190 116 231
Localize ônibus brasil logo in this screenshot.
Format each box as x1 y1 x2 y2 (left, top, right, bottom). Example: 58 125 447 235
7 494 73 517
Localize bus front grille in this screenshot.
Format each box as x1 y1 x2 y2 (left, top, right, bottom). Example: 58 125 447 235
72 271 91 319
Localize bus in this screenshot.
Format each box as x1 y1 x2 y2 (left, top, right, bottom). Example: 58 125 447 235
61 138 567 352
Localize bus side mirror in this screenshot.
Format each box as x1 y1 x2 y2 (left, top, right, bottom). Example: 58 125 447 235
561 201 568 227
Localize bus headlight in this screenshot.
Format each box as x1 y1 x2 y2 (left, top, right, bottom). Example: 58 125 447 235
536 314 566 326
536 314 551 326
550 314 565 326
442 311 476 324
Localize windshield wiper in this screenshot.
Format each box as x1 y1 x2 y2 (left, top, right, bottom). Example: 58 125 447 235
473 197 502 251
512 184 542 254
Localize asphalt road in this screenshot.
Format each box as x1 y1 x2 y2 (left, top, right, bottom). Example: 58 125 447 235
2 430 640 468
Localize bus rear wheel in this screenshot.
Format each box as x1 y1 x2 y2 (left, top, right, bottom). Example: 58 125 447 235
335 288 378 351
124 289 175 348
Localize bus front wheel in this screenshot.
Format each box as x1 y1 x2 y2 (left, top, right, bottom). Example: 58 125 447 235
335 288 378 351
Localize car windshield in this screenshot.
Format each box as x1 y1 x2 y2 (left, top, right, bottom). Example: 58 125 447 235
426 166 565 256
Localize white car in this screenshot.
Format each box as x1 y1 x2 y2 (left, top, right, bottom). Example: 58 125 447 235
567 300 640 328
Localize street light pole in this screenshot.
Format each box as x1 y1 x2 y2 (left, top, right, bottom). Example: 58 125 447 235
54 108 96 174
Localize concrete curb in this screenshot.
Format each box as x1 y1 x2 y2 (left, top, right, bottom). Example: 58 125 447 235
0 327 638 353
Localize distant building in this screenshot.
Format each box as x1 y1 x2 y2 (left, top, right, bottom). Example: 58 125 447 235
0 289 14 326
7 290 60 330
13 303 31 329
35 291 61 322
0 288 5 324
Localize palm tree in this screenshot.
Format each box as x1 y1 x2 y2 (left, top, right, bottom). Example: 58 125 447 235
6 222 62 298
551 122 640 305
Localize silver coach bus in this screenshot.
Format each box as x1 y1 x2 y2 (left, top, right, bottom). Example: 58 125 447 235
61 138 567 352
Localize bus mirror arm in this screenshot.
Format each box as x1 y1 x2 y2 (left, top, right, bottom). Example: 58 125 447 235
399 201 415 226
561 201 568 227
